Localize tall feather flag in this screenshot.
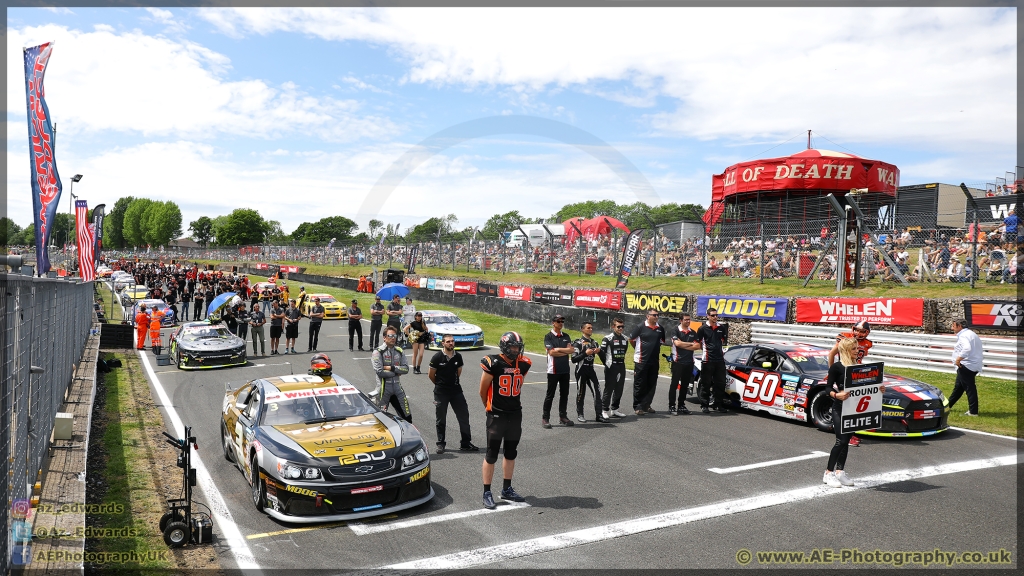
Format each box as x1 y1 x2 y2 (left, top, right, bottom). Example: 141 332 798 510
24 42 62 275
75 200 96 281
91 203 106 265
614 228 645 289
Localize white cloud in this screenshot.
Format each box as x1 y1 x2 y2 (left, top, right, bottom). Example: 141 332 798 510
7 24 399 142
197 7 1015 147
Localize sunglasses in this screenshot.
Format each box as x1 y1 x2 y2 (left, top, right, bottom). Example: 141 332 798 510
707 313 718 317
384 333 397 338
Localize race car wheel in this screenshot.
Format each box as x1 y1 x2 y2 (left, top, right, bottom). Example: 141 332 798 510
163 521 190 548
250 455 265 511
809 388 834 432
221 421 234 463
159 510 185 532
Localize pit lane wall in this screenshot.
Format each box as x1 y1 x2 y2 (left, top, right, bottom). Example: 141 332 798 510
235 266 1017 343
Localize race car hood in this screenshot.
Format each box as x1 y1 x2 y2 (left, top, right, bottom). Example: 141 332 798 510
880 377 945 401
179 334 245 349
268 413 401 461
426 322 480 335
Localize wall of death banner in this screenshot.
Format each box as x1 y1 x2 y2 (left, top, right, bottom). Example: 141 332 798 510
839 362 885 434
532 288 574 305
963 300 1021 331
795 298 923 326
573 289 622 310
696 295 788 321
623 293 686 314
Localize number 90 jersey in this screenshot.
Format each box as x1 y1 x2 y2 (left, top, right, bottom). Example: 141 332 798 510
481 354 532 413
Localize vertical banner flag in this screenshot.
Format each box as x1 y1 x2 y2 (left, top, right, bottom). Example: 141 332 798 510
75 200 96 281
91 203 105 265
327 237 336 249
615 229 645 289
407 245 419 274
24 42 62 275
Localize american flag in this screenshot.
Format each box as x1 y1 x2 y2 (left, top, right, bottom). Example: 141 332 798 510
76 200 96 281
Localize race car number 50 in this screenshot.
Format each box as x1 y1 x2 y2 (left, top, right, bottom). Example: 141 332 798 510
742 370 781 406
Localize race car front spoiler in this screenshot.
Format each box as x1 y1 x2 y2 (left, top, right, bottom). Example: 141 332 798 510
262 487 435 524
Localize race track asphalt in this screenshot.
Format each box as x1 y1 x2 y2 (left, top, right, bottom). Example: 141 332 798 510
137 315 1019 572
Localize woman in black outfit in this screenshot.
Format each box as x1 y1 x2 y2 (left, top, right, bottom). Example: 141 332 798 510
823 337 884 488
403 312 432 374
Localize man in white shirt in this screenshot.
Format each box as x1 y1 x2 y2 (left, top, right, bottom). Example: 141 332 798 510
948 317 984 416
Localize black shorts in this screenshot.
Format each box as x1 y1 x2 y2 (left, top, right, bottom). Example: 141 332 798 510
486 410 522 449
285 324 299 339
270 325 283 339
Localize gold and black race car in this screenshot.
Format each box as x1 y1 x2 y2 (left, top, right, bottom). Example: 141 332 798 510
299 294 348 319
221 374 432 523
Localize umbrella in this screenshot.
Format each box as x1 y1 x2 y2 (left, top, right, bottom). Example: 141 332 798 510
207 292 237 316
375 282 410 301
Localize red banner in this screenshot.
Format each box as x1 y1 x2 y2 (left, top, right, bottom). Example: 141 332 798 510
713 149 899 198
454 281 477 295
280 265 299 273
573 289 622 310
255 262 269 270
499 285 532 301
795 298 924 326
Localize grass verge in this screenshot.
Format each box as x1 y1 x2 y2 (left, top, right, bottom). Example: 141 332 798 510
86 352 222 574
251 275 1019 438
204 259 1016 298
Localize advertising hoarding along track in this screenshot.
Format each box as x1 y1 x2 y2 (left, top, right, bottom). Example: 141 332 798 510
795 298 923 326
573 289 622 310
623 293 687 314
696 296 787 321
963 301 1021 331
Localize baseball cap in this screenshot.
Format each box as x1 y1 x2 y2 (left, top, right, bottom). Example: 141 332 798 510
853 321 871 332
552 314 566 322
351 299 357 303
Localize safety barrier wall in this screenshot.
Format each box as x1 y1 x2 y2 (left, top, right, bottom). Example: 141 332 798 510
1 274 94 571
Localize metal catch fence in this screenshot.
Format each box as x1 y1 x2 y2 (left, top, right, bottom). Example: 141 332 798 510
1 274 94 569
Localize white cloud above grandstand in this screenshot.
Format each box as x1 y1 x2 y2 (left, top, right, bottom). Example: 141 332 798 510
4 7 1016 237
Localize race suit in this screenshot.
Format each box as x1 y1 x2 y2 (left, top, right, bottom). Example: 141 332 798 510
572 335 602 419
598 332 629 412
371 343 411 422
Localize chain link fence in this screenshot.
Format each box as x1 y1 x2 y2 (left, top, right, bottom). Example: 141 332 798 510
1 274 94 568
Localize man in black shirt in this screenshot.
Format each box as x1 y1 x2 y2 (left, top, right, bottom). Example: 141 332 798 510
249 303 266 356
628 310 666 415
428 334 477 454
695 307 729 413
386 295 404 333
669 312 699 415
599 317 629 419
572 322 607 423
347 298 364 351
542 314 575 428
369 295 385 348
307 297 325 352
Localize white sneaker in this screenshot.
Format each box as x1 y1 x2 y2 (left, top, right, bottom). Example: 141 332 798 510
835 470 854 487
611 409 627 418
823 471 842 488
601 410 611 420
963 411 978 416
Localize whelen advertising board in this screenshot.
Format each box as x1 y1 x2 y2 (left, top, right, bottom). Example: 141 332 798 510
623 293 687 314
696 295 787 321
963 300 1021 331
499 285 532 301
795 298 924 326
532 288 574 305
573 289 622 310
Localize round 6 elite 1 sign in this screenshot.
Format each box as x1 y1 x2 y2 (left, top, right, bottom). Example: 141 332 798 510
840 362 885 434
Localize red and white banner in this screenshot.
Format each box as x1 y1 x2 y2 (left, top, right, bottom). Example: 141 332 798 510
454 281 477 294
499 285 532 301
280 265 300 273
75 200 95 281
795 298 924 326
255 262 269 270
573 289 622 310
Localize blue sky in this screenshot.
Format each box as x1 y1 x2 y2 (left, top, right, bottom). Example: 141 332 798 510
6 7 1017 237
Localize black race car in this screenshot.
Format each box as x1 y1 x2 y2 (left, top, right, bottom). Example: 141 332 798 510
169 321 247 370
695 342 949 437
221 373 433 523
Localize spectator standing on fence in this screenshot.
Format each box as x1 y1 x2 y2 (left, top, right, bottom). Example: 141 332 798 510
284 299 301 354
249 303 266 356
346 298 363 351
669 313 699 415
599 318 629 420
541 314 575 428
948 318 984 416
694 308 728 413
369 295 385 348
629 310 667 416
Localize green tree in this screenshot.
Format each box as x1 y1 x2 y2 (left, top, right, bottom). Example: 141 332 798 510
50 213 75 248
122 198 155 248
103 196 135 250
18 225 35 246
265 220 287 243
142 201 183 247
649 202 705 224
1 217 22 246
367 219 383 239
217 208 270 246
290 222 312 242
551 200 618 223
298 216 358 243
481 210 526 238
406 214 458 242
189 216 214 247
210 215 229 245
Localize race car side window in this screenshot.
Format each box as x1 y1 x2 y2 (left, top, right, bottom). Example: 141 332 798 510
242 390 260 420
722 346 752 365
749 347 781 371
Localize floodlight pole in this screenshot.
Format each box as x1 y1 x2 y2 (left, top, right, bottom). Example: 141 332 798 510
960 183 979 289
846 193 909 287
825 194 847 292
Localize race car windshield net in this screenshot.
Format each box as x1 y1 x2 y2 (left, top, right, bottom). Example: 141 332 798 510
261 393 377 426
784 352 830 373
186 326 234 339
428 314 460 324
